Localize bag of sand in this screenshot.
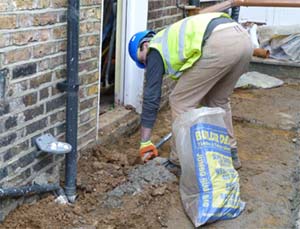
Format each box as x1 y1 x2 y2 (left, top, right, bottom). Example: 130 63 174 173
173 107 245 227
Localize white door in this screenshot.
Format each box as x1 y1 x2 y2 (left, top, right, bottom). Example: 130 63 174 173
115 0 149 114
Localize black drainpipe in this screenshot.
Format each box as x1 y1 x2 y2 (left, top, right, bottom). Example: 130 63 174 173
63 0 80 203
176 0 188 18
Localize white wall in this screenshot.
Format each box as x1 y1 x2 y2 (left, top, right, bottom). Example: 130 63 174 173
239 7 300 26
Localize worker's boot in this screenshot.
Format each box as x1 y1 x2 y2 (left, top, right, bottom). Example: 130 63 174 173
162 159 181 176
231 148 242 170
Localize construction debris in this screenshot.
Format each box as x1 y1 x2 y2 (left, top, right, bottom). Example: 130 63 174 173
257 25 300 62
235 71 284 89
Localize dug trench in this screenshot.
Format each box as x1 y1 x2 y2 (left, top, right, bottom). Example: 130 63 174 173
1 78 300 228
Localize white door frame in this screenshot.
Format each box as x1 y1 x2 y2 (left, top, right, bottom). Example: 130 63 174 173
115 0 149 114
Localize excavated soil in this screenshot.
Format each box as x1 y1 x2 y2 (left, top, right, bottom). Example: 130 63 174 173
1 79 300 229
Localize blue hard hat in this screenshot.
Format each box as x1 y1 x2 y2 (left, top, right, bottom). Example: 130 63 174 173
128 30 155 69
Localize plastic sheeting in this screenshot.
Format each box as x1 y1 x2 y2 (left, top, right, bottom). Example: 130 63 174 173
257 25 300 62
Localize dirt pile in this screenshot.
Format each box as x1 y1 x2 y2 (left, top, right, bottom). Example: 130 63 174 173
1 111 178 229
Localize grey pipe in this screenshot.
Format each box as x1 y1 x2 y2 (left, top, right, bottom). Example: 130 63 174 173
0 184 61 199
64 0 80 203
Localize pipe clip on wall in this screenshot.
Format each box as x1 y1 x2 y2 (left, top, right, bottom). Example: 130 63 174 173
57 80 80 92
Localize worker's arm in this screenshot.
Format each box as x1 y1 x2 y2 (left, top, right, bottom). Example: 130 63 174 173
140 49 164 141
139 49 164 162
141 126 152 142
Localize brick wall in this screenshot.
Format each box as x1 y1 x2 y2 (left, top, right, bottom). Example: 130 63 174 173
0 0 102 220
148 0 188 32
147 0 188 106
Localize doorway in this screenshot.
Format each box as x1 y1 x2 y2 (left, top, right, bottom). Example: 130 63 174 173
99 0 149 116
100 0 117 115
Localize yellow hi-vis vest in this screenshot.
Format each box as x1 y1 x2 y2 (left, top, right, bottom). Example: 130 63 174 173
149 12 230 80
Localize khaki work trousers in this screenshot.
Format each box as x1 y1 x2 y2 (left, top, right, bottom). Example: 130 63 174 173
169 23 253 164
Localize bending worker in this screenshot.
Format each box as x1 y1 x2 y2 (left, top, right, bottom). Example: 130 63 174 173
128 12 253 171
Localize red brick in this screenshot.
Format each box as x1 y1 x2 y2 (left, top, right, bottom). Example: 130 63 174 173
18 14 34 27
22 92 38 106
0 15 17 29
11 31 39 45
79 36 87 48
86 84 98 96
53 68 66 80
49 54 66 69
80 0 101 6
37 59 49 71
33 43 54 58
55 40 67 52
39 0 50 8
87 35 98 46
0 1 14 12
39 87 49 100
51 0 67 8
33 12 58 26
52 25 67 39
30 73 52 88
4 47 32 64
79 47 98 61
80 21 101 34
0 33 10 48
79 59 98 73
15 0 38 10
39 29 51 42
79 71 98 85
80 7 101 20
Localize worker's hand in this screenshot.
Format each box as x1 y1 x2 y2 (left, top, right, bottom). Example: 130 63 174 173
139 140 158 162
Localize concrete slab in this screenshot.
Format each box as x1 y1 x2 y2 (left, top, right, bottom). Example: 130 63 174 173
250 57 300 79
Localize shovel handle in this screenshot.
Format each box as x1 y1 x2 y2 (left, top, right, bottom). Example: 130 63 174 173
155 132 172 149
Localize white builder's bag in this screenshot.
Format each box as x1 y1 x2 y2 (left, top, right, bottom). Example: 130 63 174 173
173 107 245 227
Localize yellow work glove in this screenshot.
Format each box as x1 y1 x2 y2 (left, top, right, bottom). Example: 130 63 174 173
139 140 158 162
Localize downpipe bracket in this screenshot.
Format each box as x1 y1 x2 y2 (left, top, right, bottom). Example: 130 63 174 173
57 80 80 92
